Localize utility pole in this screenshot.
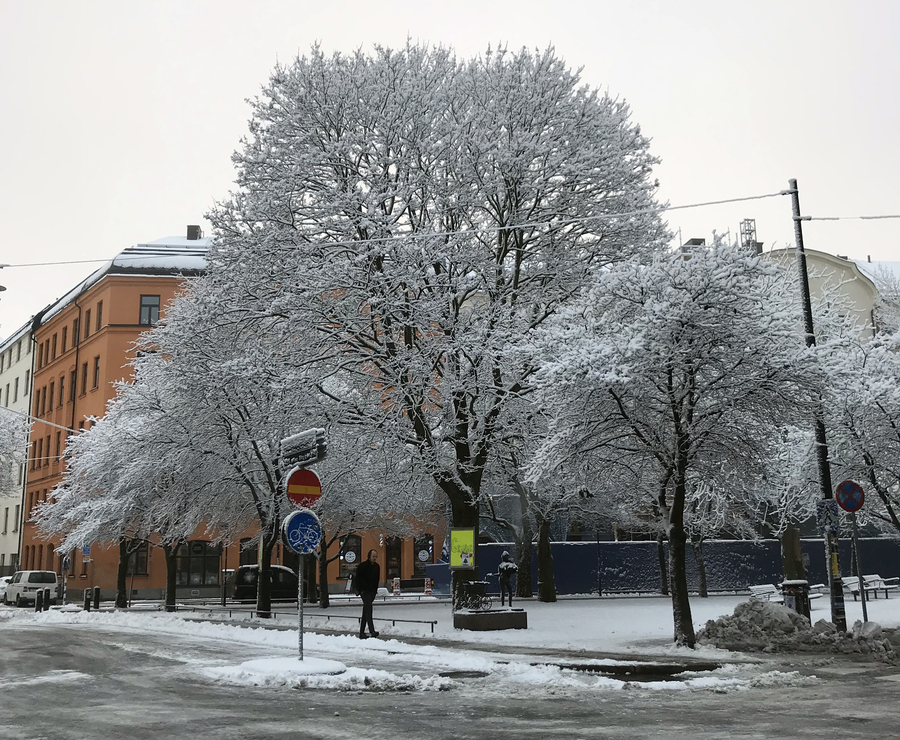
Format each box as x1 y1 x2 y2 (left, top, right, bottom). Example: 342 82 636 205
788 178 847 632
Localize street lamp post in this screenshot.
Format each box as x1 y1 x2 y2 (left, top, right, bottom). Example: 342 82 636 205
788 178 847 632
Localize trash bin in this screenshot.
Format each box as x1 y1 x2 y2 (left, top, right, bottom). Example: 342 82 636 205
781 579 811 620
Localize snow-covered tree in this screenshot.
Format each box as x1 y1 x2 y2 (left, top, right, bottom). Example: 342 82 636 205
0 409 28 493
530 242 818 647
823 336 900 534
206 43 667 599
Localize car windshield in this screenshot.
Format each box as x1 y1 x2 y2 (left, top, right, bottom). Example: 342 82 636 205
27 572 57 583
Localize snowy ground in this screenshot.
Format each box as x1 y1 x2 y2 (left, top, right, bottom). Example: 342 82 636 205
4 590 898 696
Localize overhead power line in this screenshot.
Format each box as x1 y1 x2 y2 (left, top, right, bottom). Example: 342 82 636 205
0 190 789 268
805 214 900 222
0 405 79 433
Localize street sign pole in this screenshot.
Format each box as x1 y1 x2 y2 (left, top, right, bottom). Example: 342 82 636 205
298 554 305 660
851 512 868 623
836 479 868 624
282 509 322 662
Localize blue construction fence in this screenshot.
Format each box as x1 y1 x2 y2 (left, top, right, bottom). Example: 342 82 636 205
426 538 900 595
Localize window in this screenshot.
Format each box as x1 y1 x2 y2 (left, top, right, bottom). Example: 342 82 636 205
40 387 46 415
14 377 18 402
24 370 29 395
92 356 100 389
49 381 54 409
16 341 21 361
30 442 37 470
139 295 161 326
96 301 103 331
339 535 362 579
239 538 259 566
84 310 91 339
73 318 79 344
3 383 8 407
175 541 221 586
70 370 76 402
126 542 150 576
413 534 434 577
62 327 67 353
38 342 43 369
13 505 19 532
59 376 64 406
81 362 87 395
45 436 50 466
36 439 42 470
51 334 57 360
2 507 8 534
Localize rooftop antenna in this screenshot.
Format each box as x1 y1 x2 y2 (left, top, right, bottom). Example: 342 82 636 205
740 219 763 254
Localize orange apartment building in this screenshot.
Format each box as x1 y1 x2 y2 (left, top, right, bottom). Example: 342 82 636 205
20 228 443 601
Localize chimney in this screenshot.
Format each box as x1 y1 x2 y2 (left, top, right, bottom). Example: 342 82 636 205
186 225 202 240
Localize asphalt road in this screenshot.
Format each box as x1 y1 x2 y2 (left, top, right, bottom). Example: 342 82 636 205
2 617 900 739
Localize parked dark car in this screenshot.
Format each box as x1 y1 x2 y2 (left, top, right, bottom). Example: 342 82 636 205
232 565 298 602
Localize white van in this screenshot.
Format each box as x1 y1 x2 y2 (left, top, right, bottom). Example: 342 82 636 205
3 571 59 607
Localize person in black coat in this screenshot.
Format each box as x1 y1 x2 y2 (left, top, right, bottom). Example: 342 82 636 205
498 550 518 607
355 549 380 638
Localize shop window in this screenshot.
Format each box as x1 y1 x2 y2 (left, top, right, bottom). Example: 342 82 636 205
126 541 149 576
175 541 221 586
239 538 258 566
339 535 362 579
413 534 434 577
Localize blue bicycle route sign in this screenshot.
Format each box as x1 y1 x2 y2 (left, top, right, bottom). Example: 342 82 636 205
282 509 322 555
836 480 865 513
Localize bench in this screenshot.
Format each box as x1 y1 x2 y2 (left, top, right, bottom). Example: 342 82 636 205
846 575 900 600
840 575 899 600
748 583 823 604
748 584 783 603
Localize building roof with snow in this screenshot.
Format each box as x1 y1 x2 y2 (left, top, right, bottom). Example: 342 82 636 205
33 232 211 329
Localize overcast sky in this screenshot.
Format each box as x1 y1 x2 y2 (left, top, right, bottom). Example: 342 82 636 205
1 1 898 337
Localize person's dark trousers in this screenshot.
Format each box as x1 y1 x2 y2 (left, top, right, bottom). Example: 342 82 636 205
360 590 377 636
500 581 513 606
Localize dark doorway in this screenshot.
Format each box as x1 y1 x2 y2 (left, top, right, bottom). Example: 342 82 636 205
385 537 402 581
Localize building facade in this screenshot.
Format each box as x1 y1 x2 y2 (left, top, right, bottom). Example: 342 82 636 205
0 324 32 575
17 229 442 600
20 231 210 593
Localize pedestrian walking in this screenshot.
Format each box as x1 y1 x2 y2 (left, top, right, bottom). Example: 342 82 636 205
355 549 381 639
498 551 518 607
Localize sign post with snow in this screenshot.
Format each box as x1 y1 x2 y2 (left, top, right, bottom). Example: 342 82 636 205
282 509 323 660
836 480 868 623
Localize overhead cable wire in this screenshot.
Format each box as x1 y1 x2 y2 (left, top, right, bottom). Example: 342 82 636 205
0 190 789 269
0 405 78 433
805 214 900 222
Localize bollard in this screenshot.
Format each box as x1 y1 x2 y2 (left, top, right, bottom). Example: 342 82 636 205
43 588 51 611
92 586 101 610
84 589 91 612
35 589 43 612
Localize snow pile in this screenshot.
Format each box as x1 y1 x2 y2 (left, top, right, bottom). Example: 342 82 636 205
204 661 451 692
697 600 897 662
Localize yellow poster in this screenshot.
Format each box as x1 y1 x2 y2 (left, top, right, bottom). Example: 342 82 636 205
449 528 475 570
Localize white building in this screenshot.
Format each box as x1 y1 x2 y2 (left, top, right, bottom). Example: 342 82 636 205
0 322 33 574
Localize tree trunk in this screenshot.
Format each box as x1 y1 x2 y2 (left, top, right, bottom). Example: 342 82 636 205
318 545 330 609
162 542 177 612
690 533 708 598
657 533 669 596
256 537 275 618
667 516 695 647
535 512 557 603
448 496 480 609
515 516 533 599
115 539 129 608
